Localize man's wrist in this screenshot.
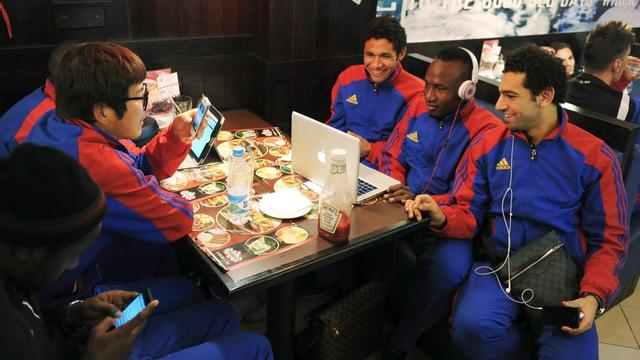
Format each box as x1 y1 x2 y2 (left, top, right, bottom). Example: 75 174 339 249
429 216 447 230
581 292 605 315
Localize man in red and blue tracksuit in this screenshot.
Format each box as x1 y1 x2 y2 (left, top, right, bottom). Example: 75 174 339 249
20 42 274 359
408 45 628 359
371 47 502 357
0 44 81 158
23 43 196 311
326 16 423 168
0 79 55 158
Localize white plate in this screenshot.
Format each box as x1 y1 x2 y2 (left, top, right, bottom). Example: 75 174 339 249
258 188 313 219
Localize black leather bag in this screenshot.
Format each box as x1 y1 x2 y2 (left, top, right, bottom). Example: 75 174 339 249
300 281 385 360
495 230 581 328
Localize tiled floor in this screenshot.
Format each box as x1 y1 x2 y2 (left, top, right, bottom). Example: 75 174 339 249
596 282 640 359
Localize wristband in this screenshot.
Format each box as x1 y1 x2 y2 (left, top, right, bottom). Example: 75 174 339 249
63 299 84 327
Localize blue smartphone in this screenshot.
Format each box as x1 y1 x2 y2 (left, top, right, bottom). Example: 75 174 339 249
114 288 153 328
192 95 211 139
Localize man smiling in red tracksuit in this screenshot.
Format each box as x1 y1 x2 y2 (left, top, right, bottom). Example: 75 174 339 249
327 16 423 168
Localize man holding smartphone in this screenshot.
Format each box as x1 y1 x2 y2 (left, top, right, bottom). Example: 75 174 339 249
0 144 273 359
405 45 628 359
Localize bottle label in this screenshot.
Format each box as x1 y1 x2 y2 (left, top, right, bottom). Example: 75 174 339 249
228 189 250 215
330 164 346 174
319 203 342 234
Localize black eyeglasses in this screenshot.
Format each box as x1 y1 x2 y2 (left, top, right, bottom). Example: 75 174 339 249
120 83 149 111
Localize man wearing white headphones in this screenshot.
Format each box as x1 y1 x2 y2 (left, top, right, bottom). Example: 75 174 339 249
376 47 502 358
326 16 424 169
406 44 628 359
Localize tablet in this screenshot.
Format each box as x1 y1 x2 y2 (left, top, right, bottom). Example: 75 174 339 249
190 104 225 165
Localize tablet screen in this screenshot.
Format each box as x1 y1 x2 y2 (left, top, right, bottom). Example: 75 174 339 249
190 111 221 162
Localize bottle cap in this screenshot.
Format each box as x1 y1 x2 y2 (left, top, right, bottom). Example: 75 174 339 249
232 146 245 157
331 148 346 161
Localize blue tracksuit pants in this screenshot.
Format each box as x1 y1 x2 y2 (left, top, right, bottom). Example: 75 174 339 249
129 299 273 360
391 236 472 351
450 262 598 360
95 279 273 359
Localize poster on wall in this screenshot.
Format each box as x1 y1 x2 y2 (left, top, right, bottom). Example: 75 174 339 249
376 0 640 43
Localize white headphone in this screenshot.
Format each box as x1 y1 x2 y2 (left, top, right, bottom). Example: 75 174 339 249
458 47 479 100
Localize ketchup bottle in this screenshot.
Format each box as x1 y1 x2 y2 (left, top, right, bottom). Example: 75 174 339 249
318 148 353 243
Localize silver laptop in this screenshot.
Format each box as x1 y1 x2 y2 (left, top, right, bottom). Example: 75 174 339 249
291 111 400 204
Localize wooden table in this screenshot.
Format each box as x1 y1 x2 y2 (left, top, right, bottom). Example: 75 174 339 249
180 108 429 359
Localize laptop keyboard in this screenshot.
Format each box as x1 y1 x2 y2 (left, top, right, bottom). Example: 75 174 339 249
357 178 378 196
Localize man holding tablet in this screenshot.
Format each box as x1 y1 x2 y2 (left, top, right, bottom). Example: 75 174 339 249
23 42 204 308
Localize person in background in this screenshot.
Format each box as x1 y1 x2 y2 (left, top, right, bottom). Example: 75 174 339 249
566 21 639 124
566 21 640 212
550 41 577 78
0 42 77 158
376 46 502 359
0 143 273 360
408 44 628 360
23 42 200 309
326 16 424 168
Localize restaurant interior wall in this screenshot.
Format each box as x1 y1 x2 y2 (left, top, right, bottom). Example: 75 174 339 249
0 1 637 132
0 0 377 133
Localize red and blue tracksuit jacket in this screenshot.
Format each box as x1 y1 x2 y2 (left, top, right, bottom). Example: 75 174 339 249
374 96 502 197
437 108 629 306
0 79 56 158
24 113 193 301
326 63 424 165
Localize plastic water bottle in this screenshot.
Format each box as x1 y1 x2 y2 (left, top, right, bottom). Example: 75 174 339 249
227 147 253 224
318 148 354 243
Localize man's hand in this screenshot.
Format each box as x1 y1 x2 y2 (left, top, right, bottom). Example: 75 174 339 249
71 290 139 327
624 56 640 81
404 194 446 226
347 131 371 158
171 109 203 142
83 300 159 360
560 295 598 336
383 184 414 203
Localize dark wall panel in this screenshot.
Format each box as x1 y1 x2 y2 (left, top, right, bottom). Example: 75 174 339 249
267 0 294 62
153 0 179 38
203 0 225 35
0 0 376 124
178 0 202 37
292 0 316 60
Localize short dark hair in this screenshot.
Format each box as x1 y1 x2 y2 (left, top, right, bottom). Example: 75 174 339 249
47 42 81 84
503 44 567 104
549 41 571 53
584 21 635 72
56 42 146 123
0 144 106 248
435 46 473 82
366 16 407 55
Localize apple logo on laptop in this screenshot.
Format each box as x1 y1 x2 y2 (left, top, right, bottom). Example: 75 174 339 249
317 149 326 164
